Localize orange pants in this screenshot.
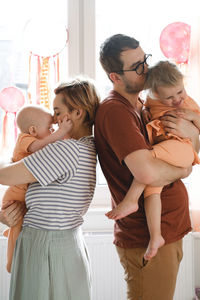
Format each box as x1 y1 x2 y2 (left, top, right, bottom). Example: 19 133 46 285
2 184 27 273
144 139 196 198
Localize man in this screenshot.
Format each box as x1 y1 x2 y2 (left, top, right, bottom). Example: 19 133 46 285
94 34 199 300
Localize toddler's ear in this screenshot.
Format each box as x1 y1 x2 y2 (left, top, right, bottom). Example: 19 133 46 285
29 126 37 136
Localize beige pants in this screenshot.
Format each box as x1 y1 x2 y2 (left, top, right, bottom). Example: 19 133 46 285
116 239 183 300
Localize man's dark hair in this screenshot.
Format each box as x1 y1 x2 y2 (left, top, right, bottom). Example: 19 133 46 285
99 34 139 75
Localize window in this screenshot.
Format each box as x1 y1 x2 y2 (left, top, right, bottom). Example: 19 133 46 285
0 0 68 157
86 0 200 224
1 0 200 233
0 0 69 234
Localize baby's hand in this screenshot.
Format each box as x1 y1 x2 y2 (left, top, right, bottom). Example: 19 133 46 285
142 108 152 125
58 116 73 134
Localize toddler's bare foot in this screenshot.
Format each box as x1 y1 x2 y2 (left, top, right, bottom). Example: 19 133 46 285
105 202 138 220
144 235 165 261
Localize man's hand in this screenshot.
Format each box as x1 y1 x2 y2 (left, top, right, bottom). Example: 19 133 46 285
141 108 151 125
160 111 199 139
161 111 200 153
0 201 26 227
174 108 196 122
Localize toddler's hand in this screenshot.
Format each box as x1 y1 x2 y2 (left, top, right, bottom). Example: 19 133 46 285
58 116 73 134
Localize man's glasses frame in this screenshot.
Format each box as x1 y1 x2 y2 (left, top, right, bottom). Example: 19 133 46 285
115 54 152 76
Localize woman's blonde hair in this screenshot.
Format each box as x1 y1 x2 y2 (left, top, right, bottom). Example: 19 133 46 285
145 61 183 93
54 77 100 127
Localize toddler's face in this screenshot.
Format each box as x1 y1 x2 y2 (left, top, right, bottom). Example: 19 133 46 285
36 113 54 139
156 80 187 107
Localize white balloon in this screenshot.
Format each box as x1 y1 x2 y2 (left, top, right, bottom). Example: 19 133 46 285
23 19 67 57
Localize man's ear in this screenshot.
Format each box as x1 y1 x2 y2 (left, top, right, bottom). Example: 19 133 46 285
109 72 122 83
29 125 37 136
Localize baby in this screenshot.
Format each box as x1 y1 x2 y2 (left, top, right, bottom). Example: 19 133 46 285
106 61 200 260
2 105 72 272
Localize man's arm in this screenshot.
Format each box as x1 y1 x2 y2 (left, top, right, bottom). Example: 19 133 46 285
0 161 36 186
124 149 191 187
160 112 200 152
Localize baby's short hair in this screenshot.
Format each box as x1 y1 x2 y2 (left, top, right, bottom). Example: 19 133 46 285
16 105 51 133
145 61 183 93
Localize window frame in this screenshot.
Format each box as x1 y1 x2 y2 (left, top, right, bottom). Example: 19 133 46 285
67 0 111 213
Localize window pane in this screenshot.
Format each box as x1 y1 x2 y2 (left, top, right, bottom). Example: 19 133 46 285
0 0 68 158
95 0 200 203
95 0 199 95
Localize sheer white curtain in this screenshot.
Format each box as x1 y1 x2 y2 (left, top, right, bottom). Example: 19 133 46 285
186 18 200 231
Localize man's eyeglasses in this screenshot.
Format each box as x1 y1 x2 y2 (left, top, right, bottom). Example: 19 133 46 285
115 54 152 76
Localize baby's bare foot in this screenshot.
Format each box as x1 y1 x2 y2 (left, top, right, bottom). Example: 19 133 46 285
105 202 138 220
144 236 165 260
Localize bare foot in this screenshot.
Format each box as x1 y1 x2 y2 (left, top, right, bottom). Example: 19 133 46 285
105 202 139 220
144 235 165 260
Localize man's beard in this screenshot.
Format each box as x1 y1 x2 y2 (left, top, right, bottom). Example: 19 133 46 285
122 75 146 94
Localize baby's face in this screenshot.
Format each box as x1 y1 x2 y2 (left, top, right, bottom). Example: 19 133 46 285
36 113 54 139
156 80 187 107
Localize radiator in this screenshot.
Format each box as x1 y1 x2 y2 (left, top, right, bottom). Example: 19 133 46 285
0 233 198 300
0 237 10 300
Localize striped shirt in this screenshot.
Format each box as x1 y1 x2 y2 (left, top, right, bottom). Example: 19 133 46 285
22 136 96 230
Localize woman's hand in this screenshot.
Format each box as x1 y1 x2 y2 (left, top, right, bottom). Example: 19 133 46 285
0 201 26 227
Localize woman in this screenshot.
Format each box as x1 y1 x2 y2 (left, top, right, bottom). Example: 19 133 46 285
0 77 100 300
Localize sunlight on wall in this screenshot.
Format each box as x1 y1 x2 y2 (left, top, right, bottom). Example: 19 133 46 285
95 0 200 94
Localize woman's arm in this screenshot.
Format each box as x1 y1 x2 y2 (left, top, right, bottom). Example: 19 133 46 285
0 161 36 186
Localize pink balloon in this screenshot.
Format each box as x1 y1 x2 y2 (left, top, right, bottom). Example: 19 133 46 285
0 87 25 113
160 22 191 63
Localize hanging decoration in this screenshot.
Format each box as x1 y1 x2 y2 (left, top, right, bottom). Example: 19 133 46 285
0 86 25 149
40 57 50 109
28 53 61 109
159 22 191 64
24 19 68 109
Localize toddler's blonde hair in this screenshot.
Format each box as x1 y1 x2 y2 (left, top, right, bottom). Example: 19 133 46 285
145 61 183 93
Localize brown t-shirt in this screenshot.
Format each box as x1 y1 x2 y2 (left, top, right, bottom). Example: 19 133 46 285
94 90 191 248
